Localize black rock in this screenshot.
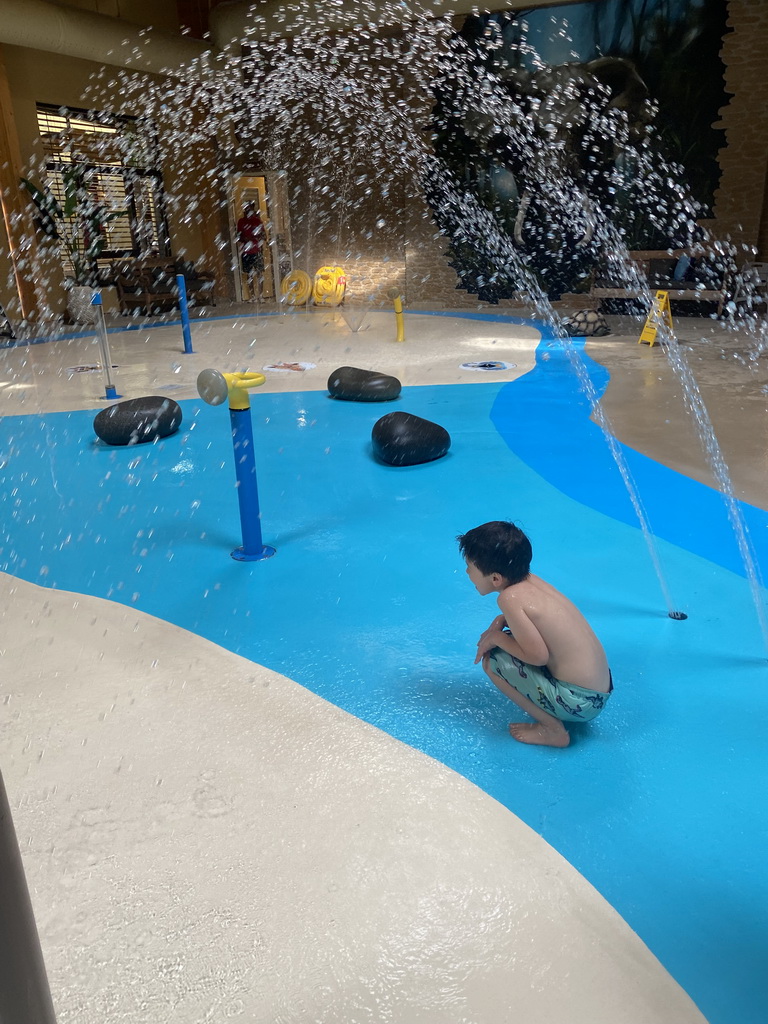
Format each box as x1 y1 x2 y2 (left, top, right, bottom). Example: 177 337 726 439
94 396 182 446
328 365 401 402
372 411 451 466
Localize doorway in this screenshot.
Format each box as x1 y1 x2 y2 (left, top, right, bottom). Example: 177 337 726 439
230 172 292 303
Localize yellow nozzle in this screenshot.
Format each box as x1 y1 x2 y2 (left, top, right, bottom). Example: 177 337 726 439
224 371 266 410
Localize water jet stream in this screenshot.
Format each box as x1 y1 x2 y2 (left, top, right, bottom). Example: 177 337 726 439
41 15 767 644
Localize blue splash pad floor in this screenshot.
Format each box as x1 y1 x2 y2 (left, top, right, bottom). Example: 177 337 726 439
2 330 767 1024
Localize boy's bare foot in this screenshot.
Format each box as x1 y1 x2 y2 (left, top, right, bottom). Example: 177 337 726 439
509 722 570 748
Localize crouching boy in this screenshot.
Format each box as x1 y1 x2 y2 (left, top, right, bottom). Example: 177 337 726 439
458 521 612 748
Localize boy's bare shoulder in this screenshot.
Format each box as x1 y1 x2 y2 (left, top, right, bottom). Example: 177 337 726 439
497 578 536 609
499 575 566 611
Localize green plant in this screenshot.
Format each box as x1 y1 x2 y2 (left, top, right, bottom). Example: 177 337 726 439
21 166 126 287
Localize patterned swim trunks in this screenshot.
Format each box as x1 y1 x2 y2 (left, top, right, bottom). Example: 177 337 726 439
487 648 612 723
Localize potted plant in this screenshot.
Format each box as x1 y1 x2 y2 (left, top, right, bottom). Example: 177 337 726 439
21 166 126 322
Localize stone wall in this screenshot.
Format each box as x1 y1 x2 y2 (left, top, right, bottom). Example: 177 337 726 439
330 248 476 309
339 218 532 310
711 0 768 255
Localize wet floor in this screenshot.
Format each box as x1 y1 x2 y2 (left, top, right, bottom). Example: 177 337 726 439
588 314 768 510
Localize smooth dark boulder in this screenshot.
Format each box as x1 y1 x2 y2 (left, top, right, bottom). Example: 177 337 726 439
328 365 401 402
94 396 182 446
372 411 451 466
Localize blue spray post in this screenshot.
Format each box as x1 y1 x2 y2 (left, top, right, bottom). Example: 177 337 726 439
197 368 276 561
91 292 121 400
176 274 194 354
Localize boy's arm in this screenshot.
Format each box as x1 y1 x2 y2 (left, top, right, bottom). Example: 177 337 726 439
474 615 507 663
485 614 507 633
475 593 549 666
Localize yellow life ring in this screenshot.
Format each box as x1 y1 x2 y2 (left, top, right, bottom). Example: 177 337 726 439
280 270 313 305
313 266 346 306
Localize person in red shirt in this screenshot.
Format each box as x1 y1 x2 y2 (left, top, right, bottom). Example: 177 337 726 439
236 201 265 302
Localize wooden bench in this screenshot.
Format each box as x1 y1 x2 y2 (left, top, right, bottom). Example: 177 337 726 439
590 249 730 317
112 258 215 315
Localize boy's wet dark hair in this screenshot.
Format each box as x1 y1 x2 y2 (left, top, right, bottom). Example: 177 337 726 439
457 521 532 585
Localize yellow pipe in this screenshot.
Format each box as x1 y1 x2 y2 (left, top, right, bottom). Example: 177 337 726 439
394 294 405 342
223 371 266 410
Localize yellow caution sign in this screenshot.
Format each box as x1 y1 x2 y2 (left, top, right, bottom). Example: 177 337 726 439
639 290 674 347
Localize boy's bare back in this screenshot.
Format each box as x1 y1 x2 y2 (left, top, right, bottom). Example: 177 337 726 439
499 574 611 692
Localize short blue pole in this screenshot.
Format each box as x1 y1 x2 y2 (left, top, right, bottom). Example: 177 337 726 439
176 274 194 354
229 406 275 561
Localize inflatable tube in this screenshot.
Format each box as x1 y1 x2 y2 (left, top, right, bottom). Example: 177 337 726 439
280 270 313 305
313 266 346 306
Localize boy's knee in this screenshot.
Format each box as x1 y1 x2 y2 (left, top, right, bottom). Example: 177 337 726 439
482 652 497 676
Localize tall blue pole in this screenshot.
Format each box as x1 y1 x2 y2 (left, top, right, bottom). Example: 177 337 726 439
229 406 275 562
176 274 194 354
